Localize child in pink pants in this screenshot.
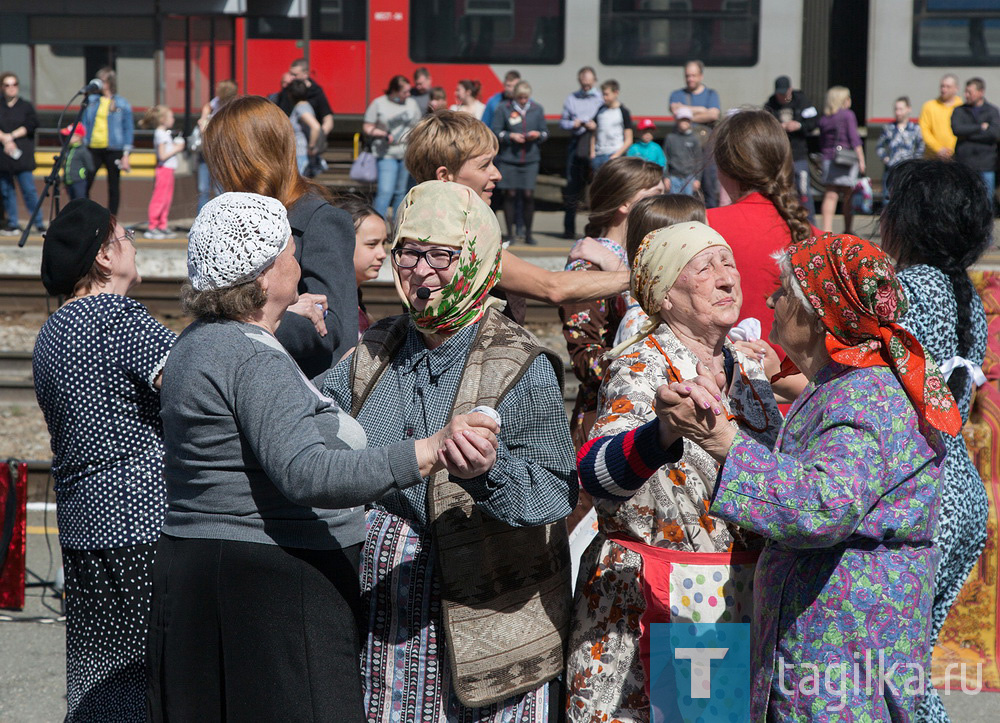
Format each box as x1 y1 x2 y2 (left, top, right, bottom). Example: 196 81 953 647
139 106 184 239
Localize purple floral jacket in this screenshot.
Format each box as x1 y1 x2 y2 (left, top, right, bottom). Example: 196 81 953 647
712 361 943 722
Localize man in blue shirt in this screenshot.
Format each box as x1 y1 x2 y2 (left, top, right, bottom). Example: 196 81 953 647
559 66 603 238
668 60 721 207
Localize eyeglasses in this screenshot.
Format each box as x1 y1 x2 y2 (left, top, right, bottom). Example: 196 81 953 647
114 228 135 245
391 247 459 269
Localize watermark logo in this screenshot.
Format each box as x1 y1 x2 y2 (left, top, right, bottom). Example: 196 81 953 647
649 622 982 722
649 622 752 723
777 654 983 713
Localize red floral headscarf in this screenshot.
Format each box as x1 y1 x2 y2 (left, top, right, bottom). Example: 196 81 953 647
788 233 961 436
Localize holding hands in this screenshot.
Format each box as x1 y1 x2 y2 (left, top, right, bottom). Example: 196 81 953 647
418 412 500 479
654 362 736 465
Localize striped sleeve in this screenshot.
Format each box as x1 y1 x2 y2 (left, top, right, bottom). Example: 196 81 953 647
577 419 682 500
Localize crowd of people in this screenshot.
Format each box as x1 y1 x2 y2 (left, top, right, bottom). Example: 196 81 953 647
14 57 997 723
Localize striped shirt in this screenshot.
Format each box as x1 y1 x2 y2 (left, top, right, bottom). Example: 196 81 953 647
577 419 681 500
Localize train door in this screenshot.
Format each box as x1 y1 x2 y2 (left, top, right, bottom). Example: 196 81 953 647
801 0 870 124
162 16 236 133
243 0 368 117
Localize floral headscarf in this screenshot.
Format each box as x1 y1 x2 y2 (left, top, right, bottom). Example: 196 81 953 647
608 221 732 357
788 233 961 435
391 181 504 335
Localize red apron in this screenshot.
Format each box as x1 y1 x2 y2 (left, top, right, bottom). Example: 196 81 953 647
607 532 759 696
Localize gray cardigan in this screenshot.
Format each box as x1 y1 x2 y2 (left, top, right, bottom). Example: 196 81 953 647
160 319 422 550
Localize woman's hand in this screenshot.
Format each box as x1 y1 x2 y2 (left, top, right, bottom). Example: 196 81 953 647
286 292 329 337
509 132 526 144
568 237 625 271
654 363 736 465
731 339 781 379
416 412 500 478
526 130 541 141
438 430 497 479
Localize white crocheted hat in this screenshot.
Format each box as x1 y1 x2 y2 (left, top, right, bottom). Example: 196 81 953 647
187 192 291 291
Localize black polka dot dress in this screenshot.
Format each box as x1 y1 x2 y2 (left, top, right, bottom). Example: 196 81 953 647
32 293 176 722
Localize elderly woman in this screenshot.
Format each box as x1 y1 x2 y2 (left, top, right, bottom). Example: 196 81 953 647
33 199 176 721
657 233 957 720
321 181 576 721
568 221 781 722
147 192 497 722
881 159 993 723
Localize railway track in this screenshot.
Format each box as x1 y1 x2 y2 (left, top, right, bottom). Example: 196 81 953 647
0 274 563 325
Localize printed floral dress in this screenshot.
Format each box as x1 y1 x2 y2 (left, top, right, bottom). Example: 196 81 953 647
898 265 988 723
712 362 944 722
560 237 630 447
565 322 780 722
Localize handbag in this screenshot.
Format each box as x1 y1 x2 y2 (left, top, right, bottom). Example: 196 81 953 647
834 145 857 166
832 111 859 167
349 150 377 183
0 459 27 611
187 124 203 154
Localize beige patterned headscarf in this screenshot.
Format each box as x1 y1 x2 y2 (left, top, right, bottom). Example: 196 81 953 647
391 180 504 334
608 221 733 357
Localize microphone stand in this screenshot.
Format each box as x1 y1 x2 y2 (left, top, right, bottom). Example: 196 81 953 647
17 92 92 248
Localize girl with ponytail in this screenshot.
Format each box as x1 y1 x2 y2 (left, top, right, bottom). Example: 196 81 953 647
559 156 665 445
879 157 992 723
707 108 817 355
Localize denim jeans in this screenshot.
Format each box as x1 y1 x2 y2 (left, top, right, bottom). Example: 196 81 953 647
373 157 410 217
563 138 590 235
197 159 218 212
590 154 612 171
669 175 697 196
794 158 816 223
0 170 43 230
981 171 996 210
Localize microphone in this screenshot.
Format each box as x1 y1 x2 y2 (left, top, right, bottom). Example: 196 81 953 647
80 78 103 96
416 287 432 300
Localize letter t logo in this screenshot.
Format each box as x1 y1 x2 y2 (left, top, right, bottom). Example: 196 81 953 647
675 647 729 698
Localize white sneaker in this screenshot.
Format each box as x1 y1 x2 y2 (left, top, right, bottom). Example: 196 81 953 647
143 229 165 239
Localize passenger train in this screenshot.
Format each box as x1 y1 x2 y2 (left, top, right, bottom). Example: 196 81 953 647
13 1 1000 145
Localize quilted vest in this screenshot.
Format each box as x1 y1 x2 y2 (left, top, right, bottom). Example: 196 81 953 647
350 307 573 707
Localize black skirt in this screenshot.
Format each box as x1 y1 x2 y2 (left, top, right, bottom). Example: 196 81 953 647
62 542 157 722
145 535 366 723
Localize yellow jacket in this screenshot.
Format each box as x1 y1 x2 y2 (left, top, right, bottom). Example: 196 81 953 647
918 96 961 156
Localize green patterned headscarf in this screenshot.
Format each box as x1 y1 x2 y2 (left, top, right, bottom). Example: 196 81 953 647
391 180 504 335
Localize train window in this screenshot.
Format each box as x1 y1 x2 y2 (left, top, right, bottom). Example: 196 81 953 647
913 1 1000 65
409 0 565 64
599 0 759 67
248 0 366 40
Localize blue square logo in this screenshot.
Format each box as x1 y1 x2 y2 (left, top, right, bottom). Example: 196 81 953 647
649 622 753 723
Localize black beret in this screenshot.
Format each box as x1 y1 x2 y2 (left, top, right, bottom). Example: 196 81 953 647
40 199 112 297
